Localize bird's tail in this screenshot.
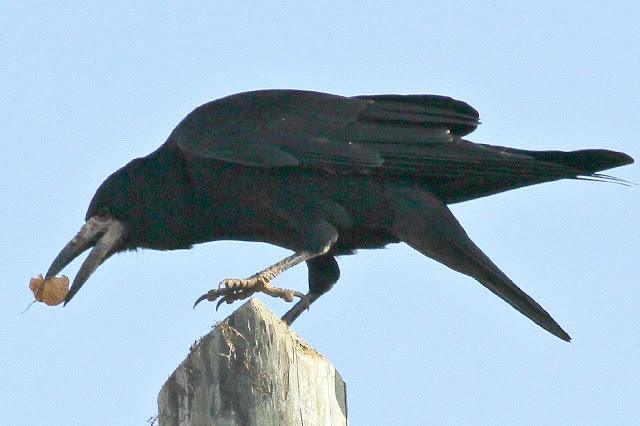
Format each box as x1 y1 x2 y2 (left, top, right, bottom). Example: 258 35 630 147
490 147 634 182
386 186 572 341
426 147 633 203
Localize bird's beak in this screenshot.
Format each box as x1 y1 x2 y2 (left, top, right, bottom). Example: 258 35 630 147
46 216 126 305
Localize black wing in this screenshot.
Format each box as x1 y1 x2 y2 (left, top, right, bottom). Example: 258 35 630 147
171 89 479 170
172 89 631 183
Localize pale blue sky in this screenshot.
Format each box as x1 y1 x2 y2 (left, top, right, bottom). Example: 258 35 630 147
2 2 639 425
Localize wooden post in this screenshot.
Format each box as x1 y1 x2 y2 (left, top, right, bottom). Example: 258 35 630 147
157 299 348 426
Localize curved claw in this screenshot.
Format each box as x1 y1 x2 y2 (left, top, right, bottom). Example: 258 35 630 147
193 293 210 309
215 297 227 311
193 280 306 314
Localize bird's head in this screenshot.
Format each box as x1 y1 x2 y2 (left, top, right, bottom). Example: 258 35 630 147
45 150 194 305
45 164 135 305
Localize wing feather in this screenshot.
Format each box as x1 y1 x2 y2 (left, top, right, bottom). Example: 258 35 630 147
173 89 480 171
173 89 612 182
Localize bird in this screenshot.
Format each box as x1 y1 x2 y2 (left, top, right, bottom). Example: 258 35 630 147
45 89 633 341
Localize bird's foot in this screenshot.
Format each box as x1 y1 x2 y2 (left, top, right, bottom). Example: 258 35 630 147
281 294 316 325
193 273 307 310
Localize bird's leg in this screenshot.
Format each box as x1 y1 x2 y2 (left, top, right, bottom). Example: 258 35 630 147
281 255 340 325
197 252 312 308
280 293 321 324
194 223 339 312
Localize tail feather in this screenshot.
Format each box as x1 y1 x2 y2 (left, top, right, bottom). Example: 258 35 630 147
516 148 633 174
387 186 571 341
425 146 633 203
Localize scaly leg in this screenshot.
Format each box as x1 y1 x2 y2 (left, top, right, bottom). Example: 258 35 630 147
193 251 314 309
281 255 340 324
194 222 339 316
